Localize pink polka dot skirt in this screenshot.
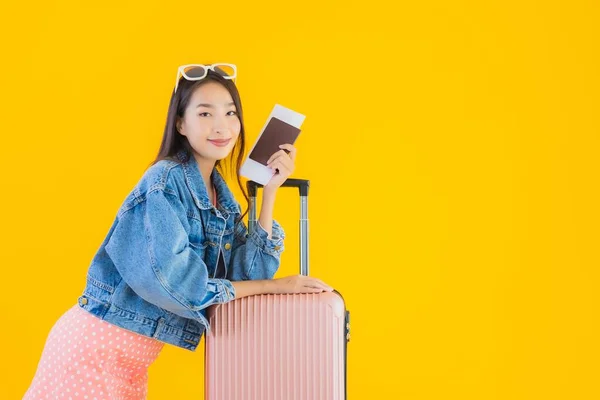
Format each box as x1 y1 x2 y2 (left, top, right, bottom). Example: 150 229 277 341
24 304 164 399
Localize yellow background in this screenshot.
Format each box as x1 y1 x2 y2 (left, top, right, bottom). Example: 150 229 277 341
1 0 599 398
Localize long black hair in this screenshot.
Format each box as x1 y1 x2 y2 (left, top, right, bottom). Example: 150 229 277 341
149 68 249 221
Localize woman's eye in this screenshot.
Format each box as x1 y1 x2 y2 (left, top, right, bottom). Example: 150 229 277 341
198 111 236 117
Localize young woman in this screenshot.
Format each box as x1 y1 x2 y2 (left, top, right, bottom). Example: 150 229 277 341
24 63 333 399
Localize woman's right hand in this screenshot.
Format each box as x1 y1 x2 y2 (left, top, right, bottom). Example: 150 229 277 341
271 274 334 294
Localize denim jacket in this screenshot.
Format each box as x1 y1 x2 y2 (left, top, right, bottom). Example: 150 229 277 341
77 149 285 351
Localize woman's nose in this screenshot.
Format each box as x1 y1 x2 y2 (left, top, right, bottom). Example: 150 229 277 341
212 115 230 133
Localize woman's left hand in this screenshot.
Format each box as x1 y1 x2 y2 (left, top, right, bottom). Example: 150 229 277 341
264 144 296 192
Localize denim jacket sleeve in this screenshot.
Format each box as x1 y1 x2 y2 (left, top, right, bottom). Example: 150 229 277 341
227 216 285 281
104 188 236 321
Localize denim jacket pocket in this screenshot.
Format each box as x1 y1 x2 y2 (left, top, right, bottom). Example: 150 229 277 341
187 214 205 249
189 240 209 250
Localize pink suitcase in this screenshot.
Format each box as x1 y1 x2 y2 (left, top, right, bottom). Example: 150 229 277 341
205 179 350 400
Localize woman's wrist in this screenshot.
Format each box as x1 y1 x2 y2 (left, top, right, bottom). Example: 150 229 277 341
262 185 277 199
230 279 278 298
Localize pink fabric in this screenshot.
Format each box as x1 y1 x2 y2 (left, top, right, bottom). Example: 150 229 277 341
24 304 164 399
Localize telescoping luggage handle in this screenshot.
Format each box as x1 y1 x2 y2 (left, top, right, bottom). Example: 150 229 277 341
247 179 310 276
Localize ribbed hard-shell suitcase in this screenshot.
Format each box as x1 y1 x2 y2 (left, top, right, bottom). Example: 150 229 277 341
205 179 350 400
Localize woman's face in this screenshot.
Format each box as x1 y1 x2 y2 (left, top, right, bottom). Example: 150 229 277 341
177 81 241 162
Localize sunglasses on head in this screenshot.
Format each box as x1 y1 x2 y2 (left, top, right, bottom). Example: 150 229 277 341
174 63 237 93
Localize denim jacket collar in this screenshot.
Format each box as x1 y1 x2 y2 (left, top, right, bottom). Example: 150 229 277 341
176 149 240 215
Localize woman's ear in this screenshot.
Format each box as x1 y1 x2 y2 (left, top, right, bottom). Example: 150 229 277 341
176 118 184 135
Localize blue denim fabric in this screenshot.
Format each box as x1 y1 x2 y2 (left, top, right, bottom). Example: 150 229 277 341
77 149 285 351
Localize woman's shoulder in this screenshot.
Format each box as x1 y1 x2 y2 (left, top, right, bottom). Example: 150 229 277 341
116 158 184 211
137 158 183 193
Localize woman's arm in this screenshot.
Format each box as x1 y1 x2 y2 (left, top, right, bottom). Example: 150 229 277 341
228 205 285 281
227 148 291 281
105 188 235 321
258 142 297 239
257 186 277 239
231 275 333 298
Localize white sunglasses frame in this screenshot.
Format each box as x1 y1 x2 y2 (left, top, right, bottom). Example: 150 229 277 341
174 63 237 93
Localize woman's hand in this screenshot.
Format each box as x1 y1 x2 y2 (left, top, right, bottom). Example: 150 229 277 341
271 274 334 294
264 144 296 192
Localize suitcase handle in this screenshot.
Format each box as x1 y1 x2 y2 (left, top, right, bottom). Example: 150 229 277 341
247 179 310 197
246 179 310 276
